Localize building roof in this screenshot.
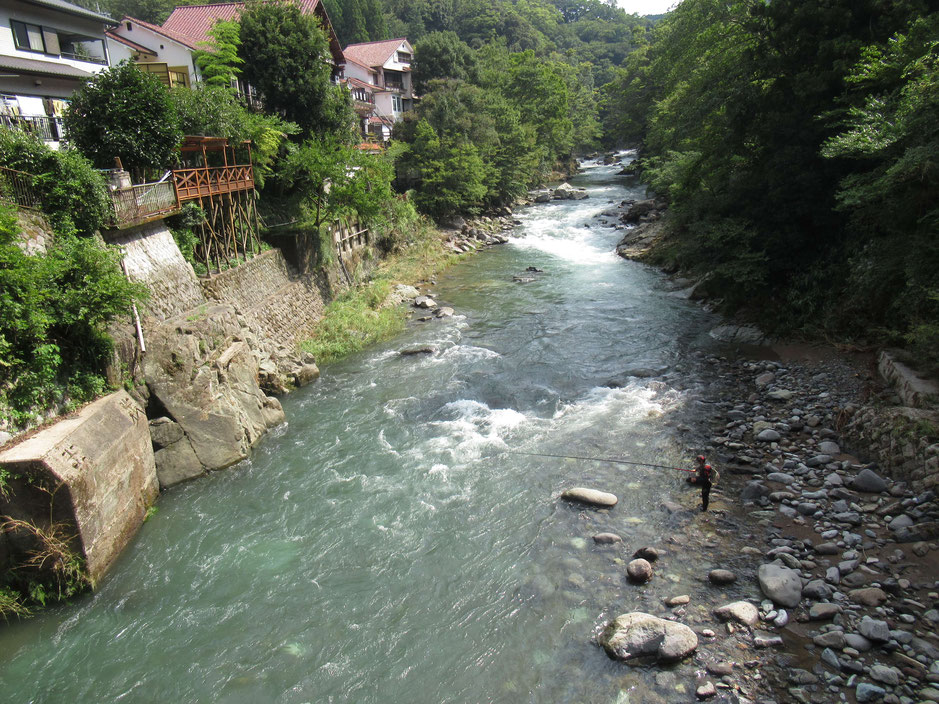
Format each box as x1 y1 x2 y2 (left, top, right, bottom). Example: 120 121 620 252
18 0 118 26
343 38 409 69
162 1 344 65
105 29 158 57
345 76 377 91
121 15 199 49
0 54 94 80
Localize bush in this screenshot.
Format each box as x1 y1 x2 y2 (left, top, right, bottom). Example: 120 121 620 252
0 129 109 235
0 202 147 427
64 60 181 175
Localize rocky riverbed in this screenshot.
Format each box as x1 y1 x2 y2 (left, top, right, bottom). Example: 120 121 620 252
582 343 939 704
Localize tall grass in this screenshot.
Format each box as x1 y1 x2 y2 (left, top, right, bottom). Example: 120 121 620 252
300 219 459 366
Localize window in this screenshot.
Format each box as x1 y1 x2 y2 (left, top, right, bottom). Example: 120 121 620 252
58 32 107 64
392 94 402 112
126 22 132 31
397 51 411 64
11 21 45 52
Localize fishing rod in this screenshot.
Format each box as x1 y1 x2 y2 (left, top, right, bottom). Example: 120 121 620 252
504 450 696 473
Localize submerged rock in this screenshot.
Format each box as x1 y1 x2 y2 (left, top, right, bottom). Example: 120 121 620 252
561 487 618 508
599 612 698 663
592 532 623 544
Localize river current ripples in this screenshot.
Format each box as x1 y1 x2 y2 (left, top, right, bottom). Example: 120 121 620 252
0 155 729 703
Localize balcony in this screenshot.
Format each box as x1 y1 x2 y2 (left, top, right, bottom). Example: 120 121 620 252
173 165 255 201
1 114 65 143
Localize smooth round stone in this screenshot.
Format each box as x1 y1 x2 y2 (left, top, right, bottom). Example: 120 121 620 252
592 532 623 544
696 682 716 699
708 569 737 585
600 612 698 663
561 487 617 507
664 594 690 607
713 601 760 627
627 558 653 583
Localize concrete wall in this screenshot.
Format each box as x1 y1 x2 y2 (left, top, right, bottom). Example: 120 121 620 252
107 221 208 323
0 391 158 585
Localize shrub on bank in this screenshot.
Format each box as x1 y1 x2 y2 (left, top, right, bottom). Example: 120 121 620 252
0 203 147 429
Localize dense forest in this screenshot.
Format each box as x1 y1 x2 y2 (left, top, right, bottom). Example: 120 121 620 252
603 0 939 366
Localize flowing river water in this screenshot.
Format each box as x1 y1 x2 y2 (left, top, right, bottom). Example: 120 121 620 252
0 157 738 703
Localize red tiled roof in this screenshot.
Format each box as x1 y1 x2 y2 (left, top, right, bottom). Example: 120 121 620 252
343 38 409 69
121 15 197 49
355 142 383 151
162 1 344 65
106 29 158 56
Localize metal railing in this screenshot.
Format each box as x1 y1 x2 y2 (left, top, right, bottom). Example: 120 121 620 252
0 114 64 142
0 166 41 209
109 181 179 224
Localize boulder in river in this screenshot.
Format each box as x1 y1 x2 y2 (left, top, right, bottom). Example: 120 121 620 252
560 487 617 508
592 533 623 544
633 546 661 562
627 558 653 583
713 601 759 627
757 563 803 607
599 612 698 663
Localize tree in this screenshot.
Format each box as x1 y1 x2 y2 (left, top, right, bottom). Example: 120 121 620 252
238 0 355 139
169 85 299 187
195 19 244 88
64 60 181 176
413 31 478 94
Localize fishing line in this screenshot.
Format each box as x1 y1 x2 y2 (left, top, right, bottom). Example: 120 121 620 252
503 450 696 473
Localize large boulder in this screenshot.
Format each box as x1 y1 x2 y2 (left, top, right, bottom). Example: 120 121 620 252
627 558 653 583
143 306 286 474
851 468 888 493
599 612 698 663
758 563 803 607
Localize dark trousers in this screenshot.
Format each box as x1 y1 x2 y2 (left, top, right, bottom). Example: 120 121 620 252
701 482 712 511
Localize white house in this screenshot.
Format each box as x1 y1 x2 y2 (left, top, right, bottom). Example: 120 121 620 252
342 38 415 141
0 0 116 144
107 16 202 89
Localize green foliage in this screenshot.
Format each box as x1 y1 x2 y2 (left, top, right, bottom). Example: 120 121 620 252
238 0 355 139
169 85 299 187
605 0 935 354
195 19 244 88
0 129 110 236
64 61 182 174
0 203 147 427
300 213 452 364
413 31 479 93
0 587 31 620
283 136 398 229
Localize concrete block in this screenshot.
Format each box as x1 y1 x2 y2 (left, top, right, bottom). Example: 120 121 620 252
0 391 158 585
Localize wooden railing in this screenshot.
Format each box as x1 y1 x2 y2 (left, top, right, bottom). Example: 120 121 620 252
109 181 179 225
173 165 255 201
0 166 41 209
332 217 369 254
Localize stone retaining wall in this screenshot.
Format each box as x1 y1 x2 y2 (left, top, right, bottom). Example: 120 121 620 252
106 221 207 322
845 406 939 494
199 249 332 349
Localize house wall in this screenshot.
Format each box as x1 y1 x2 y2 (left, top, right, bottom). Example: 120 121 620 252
0 1 112 76
109 21 200 85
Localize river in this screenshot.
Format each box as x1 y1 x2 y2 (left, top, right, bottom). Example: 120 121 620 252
0 156 731 703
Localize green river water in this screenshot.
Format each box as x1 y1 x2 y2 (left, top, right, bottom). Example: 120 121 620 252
0 156 735 703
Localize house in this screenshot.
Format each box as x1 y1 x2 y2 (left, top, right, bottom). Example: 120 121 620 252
106 16 200 89
341 38 414 142
108 1 344 100
0 0 117 144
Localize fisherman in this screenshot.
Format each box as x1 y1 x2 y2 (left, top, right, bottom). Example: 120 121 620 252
699 463 714 512
686 455 707 485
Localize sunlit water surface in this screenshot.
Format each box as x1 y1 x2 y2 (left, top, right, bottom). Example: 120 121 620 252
0 156 727 703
